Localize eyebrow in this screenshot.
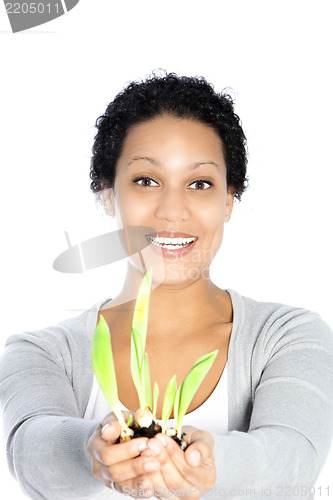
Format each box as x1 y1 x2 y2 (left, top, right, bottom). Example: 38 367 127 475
127 156 221 171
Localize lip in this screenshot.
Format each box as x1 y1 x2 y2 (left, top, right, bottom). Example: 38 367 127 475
145 230 198 258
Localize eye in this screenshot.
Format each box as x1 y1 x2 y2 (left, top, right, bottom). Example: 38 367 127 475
133 177 159 187
188 180 213 190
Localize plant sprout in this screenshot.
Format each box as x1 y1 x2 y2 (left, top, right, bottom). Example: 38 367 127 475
130 268 155 427
174 350 218 438
152 382 159 419
91 267 219 447
144 353 152 411
161 375 177 433
91 314 130 435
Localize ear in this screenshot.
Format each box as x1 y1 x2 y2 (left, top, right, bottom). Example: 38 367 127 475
225 186 235 222
102 188 115 216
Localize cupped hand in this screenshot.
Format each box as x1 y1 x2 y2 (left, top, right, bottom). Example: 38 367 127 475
140 426 216 498
87 412 160 497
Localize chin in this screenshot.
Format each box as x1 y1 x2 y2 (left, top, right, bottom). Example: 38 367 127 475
128 248 211 289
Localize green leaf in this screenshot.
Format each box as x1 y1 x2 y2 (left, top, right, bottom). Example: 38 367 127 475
130 327 144 406
126 414 133 427
153 382 159 419
132 268 152 341
144 353 152 411
130 268 153 408
175 350 218 436
173 385 180 433
91 315 126 428
161 375 177 433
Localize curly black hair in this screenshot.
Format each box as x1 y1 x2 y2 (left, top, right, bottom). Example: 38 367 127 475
90 73 248 200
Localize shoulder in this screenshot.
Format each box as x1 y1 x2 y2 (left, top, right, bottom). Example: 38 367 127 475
228 289 333 357
6 298 107 344
1 299 108 381
4 309 87 356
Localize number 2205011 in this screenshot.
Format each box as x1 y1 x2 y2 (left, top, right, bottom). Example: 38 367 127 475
5 3 60 14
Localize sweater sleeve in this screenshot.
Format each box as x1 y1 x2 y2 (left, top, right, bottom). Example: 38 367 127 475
0 324 105 500
210 309 333 499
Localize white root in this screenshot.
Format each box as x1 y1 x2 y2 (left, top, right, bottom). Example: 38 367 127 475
120 426 135 442
134 406 154 428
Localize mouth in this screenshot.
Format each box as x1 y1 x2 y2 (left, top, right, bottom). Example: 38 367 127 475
145 234 198 250
145 231 199 258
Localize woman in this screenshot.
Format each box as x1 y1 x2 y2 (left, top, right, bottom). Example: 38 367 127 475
1 74 333 500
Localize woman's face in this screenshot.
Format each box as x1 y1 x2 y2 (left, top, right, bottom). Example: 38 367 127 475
112 114 234 286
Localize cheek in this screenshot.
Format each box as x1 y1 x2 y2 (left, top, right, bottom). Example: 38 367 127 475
202 202 225 236
114 182 146 223
205 212 225 256
192 211 224 268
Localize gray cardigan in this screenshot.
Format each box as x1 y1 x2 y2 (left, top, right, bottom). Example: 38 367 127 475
1 290 333 500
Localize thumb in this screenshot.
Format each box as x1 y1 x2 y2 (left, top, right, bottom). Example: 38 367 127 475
183 427 215 468
182 426 214 450
101 411 132 442
101 421 122 443
186 449 202 467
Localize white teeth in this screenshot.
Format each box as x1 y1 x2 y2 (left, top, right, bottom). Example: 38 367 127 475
146 235 196 249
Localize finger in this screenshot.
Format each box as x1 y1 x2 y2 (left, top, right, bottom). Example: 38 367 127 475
182 426 215 467
133 464 179 500
108 454 161 484
139 450 172 499
101 421 122 443
182 426 214 451
156 434 215 491
146 470 185 500
155 432 188 466
116 475 155 498
91 458 112 487
147 436 191 491
89 433 109 462
185 442 214 469
101 411 133 442
95 436 148 466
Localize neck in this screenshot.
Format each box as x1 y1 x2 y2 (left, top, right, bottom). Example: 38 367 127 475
111 262 232 337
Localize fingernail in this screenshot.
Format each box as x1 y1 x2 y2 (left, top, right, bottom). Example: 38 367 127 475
147 440 161 455
101 424 111 434
138 479 150 490
156 434 167 446
138 441 147 452
188 450 201 466
144 460 160 472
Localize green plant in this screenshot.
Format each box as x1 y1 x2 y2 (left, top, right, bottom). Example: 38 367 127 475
161 375 177 433
91 268 218 444
130 268 152 410
91 314 128 431
174 350 218 438
152 381 159 419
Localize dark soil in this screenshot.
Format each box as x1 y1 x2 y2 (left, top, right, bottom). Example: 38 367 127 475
118 421 187 449
131 420 162 439
169 432 187 450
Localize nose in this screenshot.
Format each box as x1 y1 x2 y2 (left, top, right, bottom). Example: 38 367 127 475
154 188 190 222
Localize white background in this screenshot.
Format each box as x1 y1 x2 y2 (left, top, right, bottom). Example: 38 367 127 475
0 1 332 498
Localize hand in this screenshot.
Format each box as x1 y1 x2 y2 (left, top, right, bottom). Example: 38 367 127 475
87 412 161 496
140 426 216 498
